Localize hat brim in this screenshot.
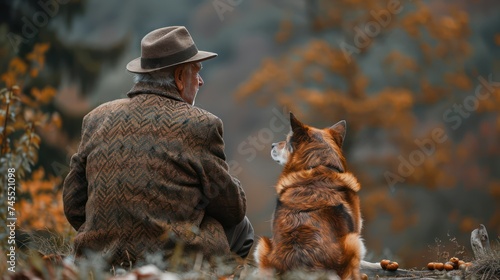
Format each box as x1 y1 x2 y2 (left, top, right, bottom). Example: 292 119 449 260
126 50 218 73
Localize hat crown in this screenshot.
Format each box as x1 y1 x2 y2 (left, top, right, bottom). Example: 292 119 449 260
126 26 217 73
141 26 197 59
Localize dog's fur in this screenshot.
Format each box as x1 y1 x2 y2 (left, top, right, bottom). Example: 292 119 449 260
254 113 366 279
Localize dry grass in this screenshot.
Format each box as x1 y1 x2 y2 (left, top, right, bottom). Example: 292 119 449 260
467 241 500 280
5 231 499 280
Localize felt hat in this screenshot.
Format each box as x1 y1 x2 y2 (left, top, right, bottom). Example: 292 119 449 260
126 26 217 73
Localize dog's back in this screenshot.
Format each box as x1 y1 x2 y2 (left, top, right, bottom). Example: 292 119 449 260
255 113 365 279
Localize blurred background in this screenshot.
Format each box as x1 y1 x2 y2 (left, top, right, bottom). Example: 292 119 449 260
1 0 499 269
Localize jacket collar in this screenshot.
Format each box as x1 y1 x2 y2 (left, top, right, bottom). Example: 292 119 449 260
126 82 185 103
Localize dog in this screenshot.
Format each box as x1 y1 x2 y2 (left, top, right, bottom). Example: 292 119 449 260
254 113 366 279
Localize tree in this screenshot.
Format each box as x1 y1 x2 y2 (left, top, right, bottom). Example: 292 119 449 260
236 0 500 267
1 1 127 178
0 43 68 254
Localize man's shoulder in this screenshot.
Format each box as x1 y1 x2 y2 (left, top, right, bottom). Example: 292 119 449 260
82 98 129 123
86 98 129 116
169 105 223 137
188 105 221 124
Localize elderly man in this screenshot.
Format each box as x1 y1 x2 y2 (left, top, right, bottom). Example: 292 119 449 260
63 26 254 268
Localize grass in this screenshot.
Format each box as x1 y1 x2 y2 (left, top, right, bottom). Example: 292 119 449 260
467 240 500 280
3 232 500 280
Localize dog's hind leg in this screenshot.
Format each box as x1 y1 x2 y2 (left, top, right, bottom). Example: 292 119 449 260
254 237 273 269
339 233 363 280
253 236 276 279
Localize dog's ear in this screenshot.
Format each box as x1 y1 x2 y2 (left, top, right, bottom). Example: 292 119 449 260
329 120 346 147
289 112 308 137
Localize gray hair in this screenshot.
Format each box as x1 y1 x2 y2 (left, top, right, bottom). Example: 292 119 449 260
133 67 177 91
133 64 197 92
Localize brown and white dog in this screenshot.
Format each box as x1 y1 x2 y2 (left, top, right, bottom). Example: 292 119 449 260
254 113 366 279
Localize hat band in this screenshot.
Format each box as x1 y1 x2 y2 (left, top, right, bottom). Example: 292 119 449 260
140 44 198 70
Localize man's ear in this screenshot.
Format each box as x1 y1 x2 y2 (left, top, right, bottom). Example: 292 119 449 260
329 120 346 147
289 112 308 139
174 65 184 91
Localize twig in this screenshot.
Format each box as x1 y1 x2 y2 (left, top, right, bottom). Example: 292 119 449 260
1 88 12 156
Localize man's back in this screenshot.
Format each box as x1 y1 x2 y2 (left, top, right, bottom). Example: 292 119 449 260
63 82 246 266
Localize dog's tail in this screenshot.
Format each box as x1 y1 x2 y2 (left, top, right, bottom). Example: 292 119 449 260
360 260 381 270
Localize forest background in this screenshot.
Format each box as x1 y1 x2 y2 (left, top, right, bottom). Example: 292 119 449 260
0 0 499 271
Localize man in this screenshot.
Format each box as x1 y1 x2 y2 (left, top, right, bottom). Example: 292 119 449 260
63 26 254 268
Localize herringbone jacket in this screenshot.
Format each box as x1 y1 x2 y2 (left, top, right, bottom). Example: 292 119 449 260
63 82 246 266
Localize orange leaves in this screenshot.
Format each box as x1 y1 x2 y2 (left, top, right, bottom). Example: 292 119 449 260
434 16 463 40
459 216 478 233
235 39 356 104
418 7 469 42
400 4 431 38
444 71 472 91
18 168 70 233
384 51 418 75
1 58 28 88
477 85 500 113
31 86 56 105
0 43 60 136
400 5 471 62
300 88 329 108
275 18 293 44
27 43 50 62
488 181 500 199
1 43 50 89
421 79 450 104
236 2 497 265
235 59 283 101
51 112 62 129
296 40 353 76
488 183 500 234
362 189 418 232
26 43 50 78
495 34 500 46
10 57 28 74
1 42 67 237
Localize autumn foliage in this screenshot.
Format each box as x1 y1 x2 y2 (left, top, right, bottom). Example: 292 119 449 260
236 0 500 267
1 43 67 252
18 169 68 234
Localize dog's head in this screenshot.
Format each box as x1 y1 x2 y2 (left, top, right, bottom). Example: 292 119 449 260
271 113 347 172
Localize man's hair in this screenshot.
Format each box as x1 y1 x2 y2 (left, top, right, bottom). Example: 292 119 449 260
133 64 195 92
133 67 177 91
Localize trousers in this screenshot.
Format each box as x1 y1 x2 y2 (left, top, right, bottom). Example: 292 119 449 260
224 216 254 258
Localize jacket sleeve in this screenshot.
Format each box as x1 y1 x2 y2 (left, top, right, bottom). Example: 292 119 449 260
62 116 90 231
195 116 246 228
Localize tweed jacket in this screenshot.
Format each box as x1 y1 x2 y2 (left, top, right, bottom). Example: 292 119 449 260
63 82 246 265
